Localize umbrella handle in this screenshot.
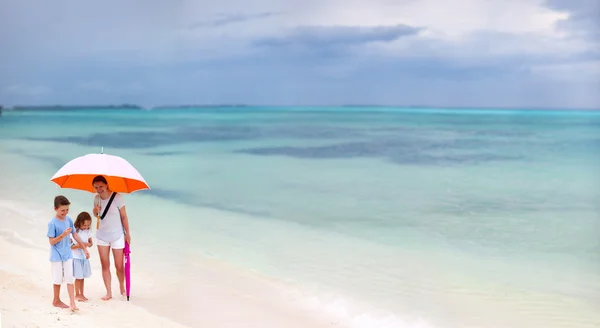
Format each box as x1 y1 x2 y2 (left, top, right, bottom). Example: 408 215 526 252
95 195 101 230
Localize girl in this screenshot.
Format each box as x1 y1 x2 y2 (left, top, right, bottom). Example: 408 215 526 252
71 211 93 302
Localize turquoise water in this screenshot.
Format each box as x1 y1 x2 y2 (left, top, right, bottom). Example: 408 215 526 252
1 107 599 327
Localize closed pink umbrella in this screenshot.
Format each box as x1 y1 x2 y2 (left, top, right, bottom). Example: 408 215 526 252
124 241 131 301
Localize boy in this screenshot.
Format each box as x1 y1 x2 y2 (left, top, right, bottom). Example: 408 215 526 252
47 195 90 312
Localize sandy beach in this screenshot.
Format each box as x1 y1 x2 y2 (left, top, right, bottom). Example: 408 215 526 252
0 235 188 328
0 198 338 328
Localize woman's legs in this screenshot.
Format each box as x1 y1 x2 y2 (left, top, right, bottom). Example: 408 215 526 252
112 248 125 295
98 245 112 300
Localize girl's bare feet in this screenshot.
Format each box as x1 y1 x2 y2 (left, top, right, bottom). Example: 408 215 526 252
52 300 69 308
70 302 79 312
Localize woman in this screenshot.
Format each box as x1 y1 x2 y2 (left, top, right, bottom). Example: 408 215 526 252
92 175 131 301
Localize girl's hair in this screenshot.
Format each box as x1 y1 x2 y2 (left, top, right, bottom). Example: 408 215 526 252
74 211 92 232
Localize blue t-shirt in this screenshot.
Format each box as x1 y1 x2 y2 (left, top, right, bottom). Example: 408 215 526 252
47 216 75 262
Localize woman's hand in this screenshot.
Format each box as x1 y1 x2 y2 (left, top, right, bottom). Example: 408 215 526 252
125 233 131 245
93 205 101 217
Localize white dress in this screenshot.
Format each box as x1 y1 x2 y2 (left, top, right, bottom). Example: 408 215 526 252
71 229 92 279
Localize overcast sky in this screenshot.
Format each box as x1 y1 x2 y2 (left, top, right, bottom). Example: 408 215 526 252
0 0 598 108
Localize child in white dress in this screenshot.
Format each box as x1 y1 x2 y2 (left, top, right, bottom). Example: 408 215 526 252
71 212 93 302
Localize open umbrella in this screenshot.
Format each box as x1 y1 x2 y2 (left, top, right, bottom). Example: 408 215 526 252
50 150 149 302
50 151 150 193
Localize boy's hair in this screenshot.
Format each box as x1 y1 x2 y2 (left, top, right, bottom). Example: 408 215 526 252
54 195 70 209
74 212 92 231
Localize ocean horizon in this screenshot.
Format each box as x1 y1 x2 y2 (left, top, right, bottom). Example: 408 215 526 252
4 104 600 112
1 106 599 328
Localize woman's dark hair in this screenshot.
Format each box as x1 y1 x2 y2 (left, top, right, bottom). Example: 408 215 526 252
92 175 108 185
74 211 92 232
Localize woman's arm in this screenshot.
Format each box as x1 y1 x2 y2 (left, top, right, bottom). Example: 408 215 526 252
94 196 101 230
93 195 101 218
120 206 131 243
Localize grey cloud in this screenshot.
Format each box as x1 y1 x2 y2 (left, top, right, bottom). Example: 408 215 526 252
0 0 185 62
545 0 600 39
188 12 278 28
253 24 423 48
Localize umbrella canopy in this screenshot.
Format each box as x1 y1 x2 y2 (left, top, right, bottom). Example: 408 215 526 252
50 153 150 193
124 241 131 301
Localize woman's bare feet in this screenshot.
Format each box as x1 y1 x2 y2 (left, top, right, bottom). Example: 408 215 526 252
52 300 69 308
101 293 112 301
120 283 126 296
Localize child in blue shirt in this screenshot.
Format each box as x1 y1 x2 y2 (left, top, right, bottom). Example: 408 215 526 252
47 195 90 312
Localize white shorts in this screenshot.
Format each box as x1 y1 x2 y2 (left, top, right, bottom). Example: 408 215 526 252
96 234 125 249
51 259 74 285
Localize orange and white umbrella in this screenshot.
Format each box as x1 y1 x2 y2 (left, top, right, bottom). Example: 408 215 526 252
50 152 150 193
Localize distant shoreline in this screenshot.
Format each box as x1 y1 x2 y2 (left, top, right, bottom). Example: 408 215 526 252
2 104 599 112
7 104 143 111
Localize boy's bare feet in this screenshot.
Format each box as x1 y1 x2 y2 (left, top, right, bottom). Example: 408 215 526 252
76 295 88 302
52 300 69 308
101 293 112 301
